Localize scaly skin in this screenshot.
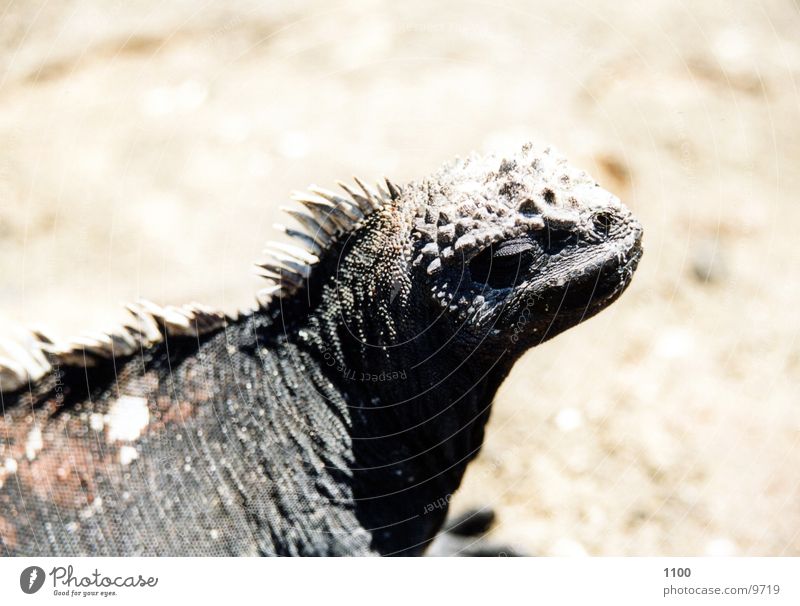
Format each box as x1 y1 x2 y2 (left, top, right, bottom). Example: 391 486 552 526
0 143 642 555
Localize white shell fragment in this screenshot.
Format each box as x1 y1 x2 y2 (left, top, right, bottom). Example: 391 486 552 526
25 427 43 461
106 396 150 443
119 445 140 466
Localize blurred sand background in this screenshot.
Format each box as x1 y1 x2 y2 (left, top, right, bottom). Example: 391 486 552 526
0 0 798 555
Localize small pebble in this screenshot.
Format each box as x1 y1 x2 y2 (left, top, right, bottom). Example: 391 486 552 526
691 240 725 283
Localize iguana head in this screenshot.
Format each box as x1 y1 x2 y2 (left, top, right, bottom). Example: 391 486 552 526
257 142 641 378
404 143 643 356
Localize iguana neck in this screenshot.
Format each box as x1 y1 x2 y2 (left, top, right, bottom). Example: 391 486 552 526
281 331 501 553
272 281 512 554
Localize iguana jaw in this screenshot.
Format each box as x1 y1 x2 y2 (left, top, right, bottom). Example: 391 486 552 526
552 228 640 307
507 222 643 347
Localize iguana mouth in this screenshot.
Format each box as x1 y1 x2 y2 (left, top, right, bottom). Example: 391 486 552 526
554 231 643 315
516 224 642 324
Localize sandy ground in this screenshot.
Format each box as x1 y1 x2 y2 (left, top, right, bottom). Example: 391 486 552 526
0 0 798 555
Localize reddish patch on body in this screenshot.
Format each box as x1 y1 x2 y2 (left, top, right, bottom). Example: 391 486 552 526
146 386 210 435
154 397 195 427
0 390 65 461
21 442 99 509
7 411 102 511
0 514 17 550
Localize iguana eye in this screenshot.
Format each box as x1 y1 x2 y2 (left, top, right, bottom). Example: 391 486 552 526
492 237 535 258
469 238 534 289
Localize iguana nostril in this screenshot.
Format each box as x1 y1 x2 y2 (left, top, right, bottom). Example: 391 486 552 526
518 198 539 217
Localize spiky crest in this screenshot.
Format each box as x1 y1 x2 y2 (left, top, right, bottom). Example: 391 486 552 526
255 176 398 304
0 177 400 394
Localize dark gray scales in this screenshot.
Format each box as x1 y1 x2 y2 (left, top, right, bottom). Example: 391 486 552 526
0 143 642 556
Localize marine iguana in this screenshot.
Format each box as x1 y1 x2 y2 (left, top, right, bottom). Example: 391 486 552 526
0 143 642 556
